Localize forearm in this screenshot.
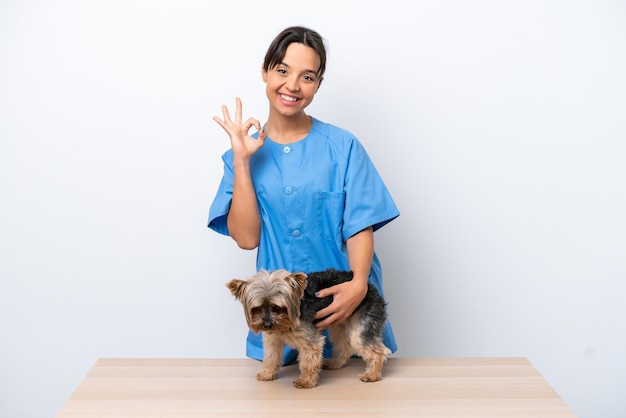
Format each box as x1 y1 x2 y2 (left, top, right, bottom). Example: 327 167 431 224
226 159 261 249
346 226 374 292
313 227 374 328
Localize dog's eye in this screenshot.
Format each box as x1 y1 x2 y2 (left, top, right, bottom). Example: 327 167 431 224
270 304 285 314
251 307 263 316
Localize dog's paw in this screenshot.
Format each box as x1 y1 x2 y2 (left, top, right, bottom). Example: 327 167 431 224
256 369 278 381
358 371 383 382
293 377 318 389
322 358 345 370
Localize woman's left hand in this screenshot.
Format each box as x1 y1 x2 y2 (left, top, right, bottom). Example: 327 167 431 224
313 279 368 329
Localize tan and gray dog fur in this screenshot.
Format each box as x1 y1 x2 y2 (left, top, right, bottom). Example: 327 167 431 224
226 268 390 388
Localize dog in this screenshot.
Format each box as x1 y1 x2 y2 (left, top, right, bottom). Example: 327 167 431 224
226 268 391 388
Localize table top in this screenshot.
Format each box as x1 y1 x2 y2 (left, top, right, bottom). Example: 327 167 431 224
56 357 577 417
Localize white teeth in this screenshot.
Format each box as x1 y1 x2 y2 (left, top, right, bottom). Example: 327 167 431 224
280 94 297 102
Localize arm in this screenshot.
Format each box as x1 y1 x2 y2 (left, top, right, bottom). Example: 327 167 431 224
313 226 374 329
227 158 261 249
213 98 266 249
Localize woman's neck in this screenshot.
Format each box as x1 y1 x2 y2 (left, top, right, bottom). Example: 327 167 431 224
264 113 312 144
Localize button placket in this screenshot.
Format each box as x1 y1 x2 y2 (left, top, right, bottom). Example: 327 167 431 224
282 143 301 239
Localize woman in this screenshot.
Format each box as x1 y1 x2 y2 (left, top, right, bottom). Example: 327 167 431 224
209 26 400 364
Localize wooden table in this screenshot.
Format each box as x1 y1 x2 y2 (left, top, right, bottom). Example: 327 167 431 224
56 357 577 417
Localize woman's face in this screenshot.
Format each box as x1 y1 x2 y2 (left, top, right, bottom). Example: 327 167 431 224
262 42 321 118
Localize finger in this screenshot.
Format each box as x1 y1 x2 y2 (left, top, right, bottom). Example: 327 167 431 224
315 315 334 330
314 306 331 320
221 105 232 123
212 116 226 129
235 97 242 124
243 118 261 133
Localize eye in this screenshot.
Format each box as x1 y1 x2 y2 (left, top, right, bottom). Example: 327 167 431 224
276 68 287 75
251 307 263 316
303 75 316 82
270 304 286 315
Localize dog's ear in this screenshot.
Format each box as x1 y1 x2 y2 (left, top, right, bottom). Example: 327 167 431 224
291 272 308 287
226 279 247 300
285 272 308 295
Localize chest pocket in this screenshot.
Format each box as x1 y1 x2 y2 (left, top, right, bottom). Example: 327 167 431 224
315 191 345 243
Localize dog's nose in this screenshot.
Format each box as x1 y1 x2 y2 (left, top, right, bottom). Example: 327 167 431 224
263 319 273 329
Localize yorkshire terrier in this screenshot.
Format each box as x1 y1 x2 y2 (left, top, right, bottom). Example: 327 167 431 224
226 268 391 388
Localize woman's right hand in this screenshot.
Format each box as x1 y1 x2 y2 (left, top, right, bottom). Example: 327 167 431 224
213 97 266 159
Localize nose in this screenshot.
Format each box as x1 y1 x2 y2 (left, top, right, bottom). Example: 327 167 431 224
285 75 300 92
263 318 273 329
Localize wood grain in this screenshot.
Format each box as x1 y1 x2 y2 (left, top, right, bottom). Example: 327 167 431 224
56 357 577 417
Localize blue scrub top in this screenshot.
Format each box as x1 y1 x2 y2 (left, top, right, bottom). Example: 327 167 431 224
209 117 400 364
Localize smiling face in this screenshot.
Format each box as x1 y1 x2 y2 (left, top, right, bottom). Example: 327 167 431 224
262 42 322 118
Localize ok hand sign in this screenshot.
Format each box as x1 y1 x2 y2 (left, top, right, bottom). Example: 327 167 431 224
213 97 267 160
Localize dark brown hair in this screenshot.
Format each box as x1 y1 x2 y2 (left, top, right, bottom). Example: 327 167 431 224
263 26 327 79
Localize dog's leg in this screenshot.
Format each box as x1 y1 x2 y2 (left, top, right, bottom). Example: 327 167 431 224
256 333 284 381
322 324 353 370
288 332 324 389
354 337 391 382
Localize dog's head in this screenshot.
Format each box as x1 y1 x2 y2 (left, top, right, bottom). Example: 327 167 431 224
226 269 308 334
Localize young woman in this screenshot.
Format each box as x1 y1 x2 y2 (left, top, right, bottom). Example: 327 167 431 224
209 26 400 364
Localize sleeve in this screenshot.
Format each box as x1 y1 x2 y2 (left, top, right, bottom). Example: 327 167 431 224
341 139 400 241
207 151 234 236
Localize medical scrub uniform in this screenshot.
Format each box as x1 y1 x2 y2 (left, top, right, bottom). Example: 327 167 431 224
209 117 400 364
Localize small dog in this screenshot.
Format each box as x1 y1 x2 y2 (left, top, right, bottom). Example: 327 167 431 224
226 268 391 388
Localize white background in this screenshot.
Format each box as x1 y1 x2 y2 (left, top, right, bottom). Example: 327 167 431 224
1 1 625 417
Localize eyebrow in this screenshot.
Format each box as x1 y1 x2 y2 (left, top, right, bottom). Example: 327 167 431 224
279 61 319 76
